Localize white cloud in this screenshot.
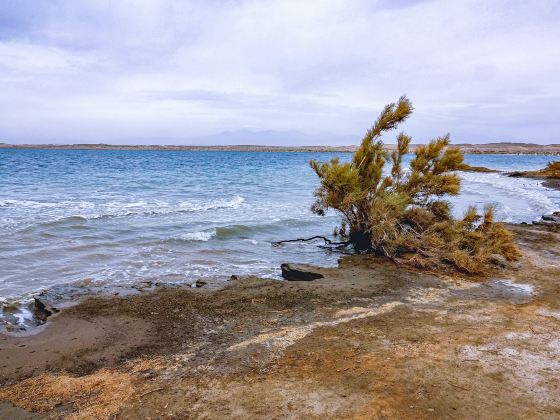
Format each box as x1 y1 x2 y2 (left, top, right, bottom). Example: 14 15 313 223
0 0 559 144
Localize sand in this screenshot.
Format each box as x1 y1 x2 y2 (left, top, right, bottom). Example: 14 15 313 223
1 223 559 419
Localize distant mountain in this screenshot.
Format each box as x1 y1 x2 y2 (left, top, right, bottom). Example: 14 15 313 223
1 142 559 154
184 130 354 146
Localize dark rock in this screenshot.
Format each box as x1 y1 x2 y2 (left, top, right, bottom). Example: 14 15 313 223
534 211 560 228
195 280 207 288
280 263 324 281
133 280 154 291
33 297 59 322
229 275 239 281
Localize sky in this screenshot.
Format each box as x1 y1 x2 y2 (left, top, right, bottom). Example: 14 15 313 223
0 0 559 145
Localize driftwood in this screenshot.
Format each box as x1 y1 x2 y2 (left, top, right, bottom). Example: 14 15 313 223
272 235 350 247
138 387 165 398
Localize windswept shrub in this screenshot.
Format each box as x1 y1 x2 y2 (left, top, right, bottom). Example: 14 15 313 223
509 161 560 179
310 96 520 274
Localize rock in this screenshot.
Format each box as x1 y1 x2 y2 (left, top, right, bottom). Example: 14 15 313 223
133 280 154 291
533 211 560 228
195 280 207 288
280 263 324 281
33 296 59 322
542 214 560 222
229 275 239 281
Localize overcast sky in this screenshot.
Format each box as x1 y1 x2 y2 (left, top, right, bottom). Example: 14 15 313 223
0 0 559 145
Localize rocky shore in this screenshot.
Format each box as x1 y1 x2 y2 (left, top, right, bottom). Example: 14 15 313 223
532 211 560 229
1 222 559 419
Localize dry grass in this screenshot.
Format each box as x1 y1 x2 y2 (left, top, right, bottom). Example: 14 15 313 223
0 369 138 419
128 356 171 374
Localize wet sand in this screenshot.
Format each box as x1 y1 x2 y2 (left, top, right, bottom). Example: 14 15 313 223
1 223 559 419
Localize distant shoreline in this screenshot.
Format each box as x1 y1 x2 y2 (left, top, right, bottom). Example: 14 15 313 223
1 142 560 154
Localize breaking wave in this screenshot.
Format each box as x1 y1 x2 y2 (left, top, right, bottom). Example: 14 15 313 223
84 196 245 219
214 218 319 239
13 196 246 228
0 199 92 209
174 230 216 242
159 218 320 244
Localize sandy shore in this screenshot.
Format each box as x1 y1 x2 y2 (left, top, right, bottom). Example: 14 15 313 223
1 223 559 418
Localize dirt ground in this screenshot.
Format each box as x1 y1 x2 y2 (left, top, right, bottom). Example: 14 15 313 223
0 223 559 419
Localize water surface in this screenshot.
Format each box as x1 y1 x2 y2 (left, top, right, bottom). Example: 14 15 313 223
1 149 559 301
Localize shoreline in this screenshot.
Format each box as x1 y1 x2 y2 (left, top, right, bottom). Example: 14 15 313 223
2 142 560 155
1 223 559 418
1 211 558 335
1 213 560 334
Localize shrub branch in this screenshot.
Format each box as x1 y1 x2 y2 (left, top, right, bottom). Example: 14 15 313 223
303 96 520 274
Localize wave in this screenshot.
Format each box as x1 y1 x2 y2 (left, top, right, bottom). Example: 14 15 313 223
214 218 318 239
0 217 17 229
215 224 254 238
158 218 320 244
457 172 560 222
85 196 245 219
11 196 245 229
174 229 216 242
0 199 91 209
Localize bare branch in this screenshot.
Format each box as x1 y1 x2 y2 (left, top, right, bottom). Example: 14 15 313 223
272 236 350 247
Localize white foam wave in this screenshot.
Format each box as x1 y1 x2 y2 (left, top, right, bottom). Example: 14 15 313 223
0 217 17 229
176 229 216 242
458 173 560 222
84 196 245 219
2 197 246 227
0 199 83 209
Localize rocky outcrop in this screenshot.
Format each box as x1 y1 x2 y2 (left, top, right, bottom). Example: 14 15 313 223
280 264 324 281
533 211 560 228
33 297 58 322
456 163 498 173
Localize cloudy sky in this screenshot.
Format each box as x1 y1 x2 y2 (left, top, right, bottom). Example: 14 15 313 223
0 0 559 145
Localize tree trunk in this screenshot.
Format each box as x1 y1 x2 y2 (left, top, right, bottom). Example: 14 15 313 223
348 230 371 251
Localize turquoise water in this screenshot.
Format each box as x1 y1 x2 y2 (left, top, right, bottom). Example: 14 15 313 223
1 149 559 301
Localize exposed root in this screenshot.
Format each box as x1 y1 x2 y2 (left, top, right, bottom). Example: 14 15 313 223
272 235 350 247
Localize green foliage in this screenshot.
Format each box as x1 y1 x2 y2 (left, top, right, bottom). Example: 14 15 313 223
310 96 520 274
